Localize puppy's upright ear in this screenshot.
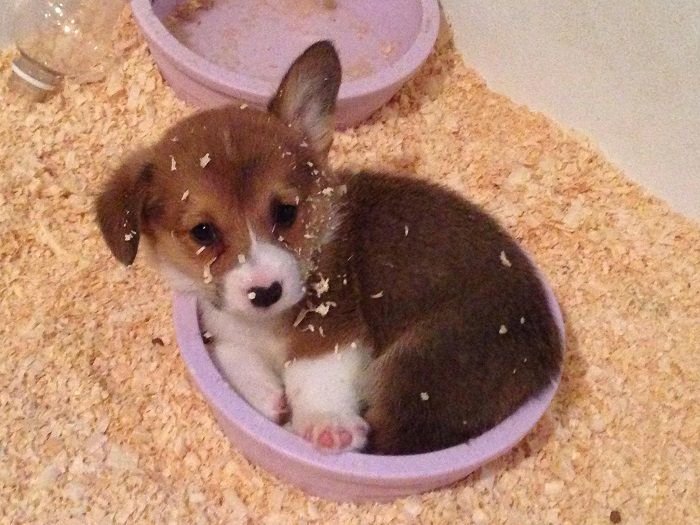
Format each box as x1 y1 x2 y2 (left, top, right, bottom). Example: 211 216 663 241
268 40 341 156
96 157 155 266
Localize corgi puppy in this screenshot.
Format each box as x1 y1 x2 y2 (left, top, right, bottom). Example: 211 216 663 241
97 42 563 455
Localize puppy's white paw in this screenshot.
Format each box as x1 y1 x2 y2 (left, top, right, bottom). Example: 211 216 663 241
293 413 369 453
210 342 289 424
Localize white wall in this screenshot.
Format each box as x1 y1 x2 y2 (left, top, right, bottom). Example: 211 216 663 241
442 0 700 221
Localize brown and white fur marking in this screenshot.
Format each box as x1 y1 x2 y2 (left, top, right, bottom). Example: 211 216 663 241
96 41 563 455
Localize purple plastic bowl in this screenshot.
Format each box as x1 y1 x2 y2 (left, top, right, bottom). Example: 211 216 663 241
171 257 565 502
130 0 440 127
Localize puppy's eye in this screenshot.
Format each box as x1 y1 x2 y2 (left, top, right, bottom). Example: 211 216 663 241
272 200 297 227
190 223 219 246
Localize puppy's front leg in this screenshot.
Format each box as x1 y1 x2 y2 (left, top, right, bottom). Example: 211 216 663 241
211 342 288 423
284 343 370 452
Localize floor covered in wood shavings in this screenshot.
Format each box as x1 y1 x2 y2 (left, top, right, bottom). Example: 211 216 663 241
1 10 697 525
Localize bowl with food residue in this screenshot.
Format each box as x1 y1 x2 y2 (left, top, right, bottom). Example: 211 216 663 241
131 0 441 127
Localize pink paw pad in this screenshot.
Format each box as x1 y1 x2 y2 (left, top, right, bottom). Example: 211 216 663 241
301 418 368 452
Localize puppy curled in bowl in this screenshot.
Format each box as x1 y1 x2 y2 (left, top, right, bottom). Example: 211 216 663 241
96 41 563 455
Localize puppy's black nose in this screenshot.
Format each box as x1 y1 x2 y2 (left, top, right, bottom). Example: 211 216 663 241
248 281 283 308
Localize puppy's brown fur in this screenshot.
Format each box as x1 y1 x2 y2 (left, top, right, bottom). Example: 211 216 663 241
289 173 562 454
97 41 562 455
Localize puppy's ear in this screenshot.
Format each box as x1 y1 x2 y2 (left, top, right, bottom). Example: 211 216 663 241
268 40 341 156
96 158 155 266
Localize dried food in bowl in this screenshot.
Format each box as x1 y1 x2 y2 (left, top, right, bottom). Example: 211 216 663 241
130 0 441 126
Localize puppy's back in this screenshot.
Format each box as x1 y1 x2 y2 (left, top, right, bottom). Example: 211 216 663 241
340 173 562 454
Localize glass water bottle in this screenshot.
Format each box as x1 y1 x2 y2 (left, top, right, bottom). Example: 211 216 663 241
10 0 125 99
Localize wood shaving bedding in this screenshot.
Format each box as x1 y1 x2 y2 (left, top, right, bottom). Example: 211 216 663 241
0 7 698 524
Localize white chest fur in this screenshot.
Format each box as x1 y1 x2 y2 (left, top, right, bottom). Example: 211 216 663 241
201 299 370 451
200 299 289 374
198 300 291 422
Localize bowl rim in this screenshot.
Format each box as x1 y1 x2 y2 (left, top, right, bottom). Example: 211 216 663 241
130 0 442 103
171 271 564 484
